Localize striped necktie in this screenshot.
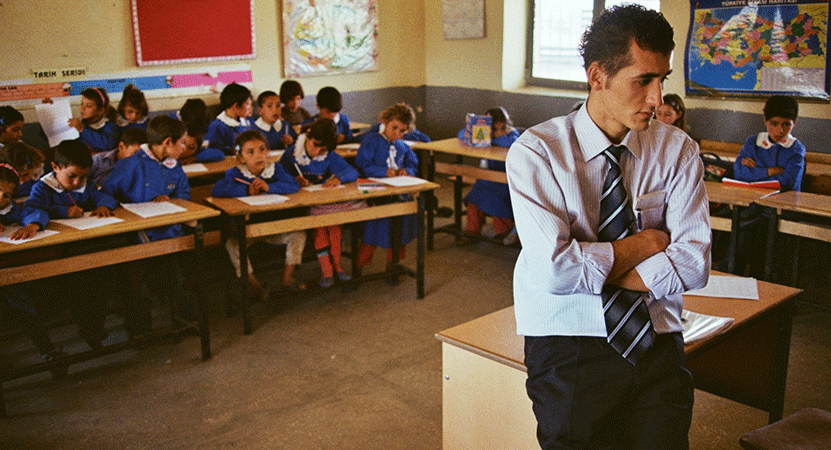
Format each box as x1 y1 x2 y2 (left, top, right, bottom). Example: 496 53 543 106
598 145 654 365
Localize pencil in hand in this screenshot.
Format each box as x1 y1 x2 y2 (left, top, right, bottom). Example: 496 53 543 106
234 177 252 186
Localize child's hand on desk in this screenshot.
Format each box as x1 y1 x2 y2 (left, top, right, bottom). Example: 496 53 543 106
281 134 294 147
249 178 269 195
323 175 340 188
295 175 310 187
68 118 83 132
741 157 757 168
10 223 39 240
768 167 784 176
66 205 83 218
152 195 170 203
91 206 113 218
395 168 409 176
386 168 396 178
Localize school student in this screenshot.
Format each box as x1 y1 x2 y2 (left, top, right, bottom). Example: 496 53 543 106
302 86 352 144
68 87 120 153
204 83 254 156
280 80 311 126
89 127 146 187
213 130 306 294
355 103 431 144
254 90 296 150
116 84 149 133
354 103 419 282
0 105 25 148
280 118 361 288
0 141 46 198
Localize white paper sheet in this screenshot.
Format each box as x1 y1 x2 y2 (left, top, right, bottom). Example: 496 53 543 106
303 184 345 192
0 225 59 245
122 201 187 218
35 99 80 147
267 150 285 159
685 275 759 300
182 163 208 173
52 212 124 230
369 176 427 187
682 309 734 344
237 194 290 206
336 143 361 150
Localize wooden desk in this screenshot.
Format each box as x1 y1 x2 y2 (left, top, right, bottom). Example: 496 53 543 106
435 275 801 448
0 199 220 416
185 152 287 202
411 138 509 248
205 180 439 334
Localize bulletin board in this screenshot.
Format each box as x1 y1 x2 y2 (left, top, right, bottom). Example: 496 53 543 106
131 0 256 66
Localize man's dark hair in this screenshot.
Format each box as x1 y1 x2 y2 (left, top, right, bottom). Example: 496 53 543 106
763 95 799 121
147 115 185 146
579 4 674 90
53 139 93 169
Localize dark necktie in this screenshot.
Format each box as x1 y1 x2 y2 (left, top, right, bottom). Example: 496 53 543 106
598 145 654 365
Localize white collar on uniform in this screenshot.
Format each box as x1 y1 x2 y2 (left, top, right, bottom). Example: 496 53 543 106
239 161 275 179
141 143 179 169
41 171 87 194
255 117 283 132
757 132 796 149
86 116 109 130
217 111 249 127
293 134 328 166
0 203 13 215
116 115 147 128
332 113 341 124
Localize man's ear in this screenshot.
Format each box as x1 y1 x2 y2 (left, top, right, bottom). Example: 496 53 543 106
586 62 606 92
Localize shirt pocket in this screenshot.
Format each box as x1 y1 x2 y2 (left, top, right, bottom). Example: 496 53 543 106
635 190 666 231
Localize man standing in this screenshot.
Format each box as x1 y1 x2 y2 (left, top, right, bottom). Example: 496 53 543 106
506 5 711 449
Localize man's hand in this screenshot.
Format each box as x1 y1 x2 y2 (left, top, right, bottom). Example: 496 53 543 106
608 228 670 288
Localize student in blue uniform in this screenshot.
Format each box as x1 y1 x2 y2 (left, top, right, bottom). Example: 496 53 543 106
254 90 296 150
0 141 46 198
302 86 353 144
281 118 361 288
204 83 254 156
89 127 146 187
0 163 48 239
355 103 431 144
213 130 306 294
456 107 520 246
0 106 25 149
354 103 419 281
116 84 149 133
734 95 806 192
280 80 311 126
68 87 120 153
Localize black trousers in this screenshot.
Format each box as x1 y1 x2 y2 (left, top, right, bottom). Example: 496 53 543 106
524 332 693 450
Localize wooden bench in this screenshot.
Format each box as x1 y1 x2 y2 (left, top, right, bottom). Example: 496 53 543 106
699 139 831 195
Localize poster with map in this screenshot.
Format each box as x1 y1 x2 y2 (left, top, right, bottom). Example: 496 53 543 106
686 0 829 101
282 0 378 77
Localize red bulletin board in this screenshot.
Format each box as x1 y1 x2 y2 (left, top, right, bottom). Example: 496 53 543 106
131 0 256 66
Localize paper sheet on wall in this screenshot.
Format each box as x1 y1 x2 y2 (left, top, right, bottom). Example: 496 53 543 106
35 99 80 147
182 163 208 173
122 201 187 218
0 225 59 245
682 310 734 344
52 213 124 230
237 194 289 206
369 176 427 187
685 275 759 300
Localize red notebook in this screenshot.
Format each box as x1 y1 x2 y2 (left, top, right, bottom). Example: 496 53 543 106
721 178 781 190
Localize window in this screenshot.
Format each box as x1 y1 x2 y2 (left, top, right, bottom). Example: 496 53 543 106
527 0 661 89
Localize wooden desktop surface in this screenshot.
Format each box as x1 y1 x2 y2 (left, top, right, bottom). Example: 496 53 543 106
412 138 509 161
205 180 440 216
704 181 778 207
755 190 831 219
435 272 801 372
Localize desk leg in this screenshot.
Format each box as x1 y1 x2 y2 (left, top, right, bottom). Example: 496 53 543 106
425 149 436 251
454 155 463 234
351 223 360 281
764 207 778 282
237 219 252 335
728 206 740 274
193 221 211 360
769 300 794 423
417 193 426 299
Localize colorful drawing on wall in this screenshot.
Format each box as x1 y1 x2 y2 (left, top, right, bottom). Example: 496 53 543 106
686 0 829 101
282 0 378 77
442 0 485 40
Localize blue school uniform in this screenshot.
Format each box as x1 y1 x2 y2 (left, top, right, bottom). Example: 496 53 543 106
204 111 254 156
212 161 299 198
89 149 118 187
255 117 297 150
280 135 360 185
80 117 120 154
734 132 806 191
14 165 44 199
25 172 117 219
456 128 520 219
1 200 48 231
117 115 149 133
357 123 431 143
101 145 190 241
355 131 419 248
302 113 353 143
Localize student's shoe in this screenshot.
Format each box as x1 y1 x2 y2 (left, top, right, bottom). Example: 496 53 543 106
502 229 520 246
319 277 335 288
336 271 351 282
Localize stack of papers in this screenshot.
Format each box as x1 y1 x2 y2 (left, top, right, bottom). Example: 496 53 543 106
682 310 734 344
685 275 759 300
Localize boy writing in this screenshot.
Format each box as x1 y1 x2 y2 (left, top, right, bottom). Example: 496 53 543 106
204 82 254 156
254 90 297 150
89 127 147 187
734 95 805 192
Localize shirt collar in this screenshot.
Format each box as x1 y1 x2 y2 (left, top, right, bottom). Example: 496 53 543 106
332 113 341 124
217 111 249 127
573 103 642 162
41 171 87 194
757 132 796 149
255 117 283 132
239 161 275 179
293 134 328 165
0 203 13 215
87 116 109 130
141 143 179 169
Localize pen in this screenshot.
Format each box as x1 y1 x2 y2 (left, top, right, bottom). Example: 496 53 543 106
758 190 780 200
294 162 303 177
67 193 78 207
234 177 252 186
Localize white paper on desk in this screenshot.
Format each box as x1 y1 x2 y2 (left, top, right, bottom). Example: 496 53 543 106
122 201 186 218
267 150 284 159
237 194 289 206
0 225 59 245
682 309 734 344
336 143 360 151
181 163 208 173
35 99 80 147
685 275 759 300
52 212 123 230
303 184 345 192
369 176 427 187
